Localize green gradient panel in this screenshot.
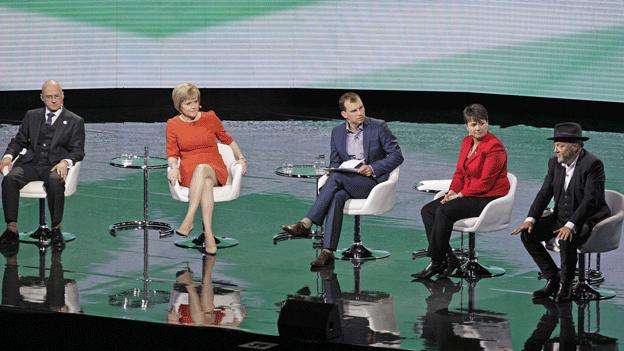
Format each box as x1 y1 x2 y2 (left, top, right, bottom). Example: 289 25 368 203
311 25 624 103
0 0 323 37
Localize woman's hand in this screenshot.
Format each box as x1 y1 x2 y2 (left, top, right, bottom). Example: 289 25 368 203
168 168 180 185
441 190 462 204
237 158 248 175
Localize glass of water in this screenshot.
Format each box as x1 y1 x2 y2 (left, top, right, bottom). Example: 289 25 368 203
121 153 133 167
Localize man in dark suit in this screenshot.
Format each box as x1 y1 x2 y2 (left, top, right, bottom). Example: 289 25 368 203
512 122 610 303
281 92 403 269
1 80 85 248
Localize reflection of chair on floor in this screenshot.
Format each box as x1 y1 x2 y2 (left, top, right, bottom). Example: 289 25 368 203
316 167 400 262
278 261 401 347
340 262 400 347
416 277 512 351
429 173 517 279
546 190 623 301
533 300 618 350
2 246 81 313
17 161 82 245
169 143 242 249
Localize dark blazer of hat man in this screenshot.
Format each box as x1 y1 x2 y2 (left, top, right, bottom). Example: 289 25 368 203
0 80 85 246
511 122 610 303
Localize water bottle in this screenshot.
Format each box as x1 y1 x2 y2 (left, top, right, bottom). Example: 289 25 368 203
317 154 326 174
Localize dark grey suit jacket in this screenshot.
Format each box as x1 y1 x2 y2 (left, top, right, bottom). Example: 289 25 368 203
528 149 610 231
329 117 403 183
4 107 85 166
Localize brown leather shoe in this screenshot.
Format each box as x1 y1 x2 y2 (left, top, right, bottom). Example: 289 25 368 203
310 249 335 269
281 221 311 238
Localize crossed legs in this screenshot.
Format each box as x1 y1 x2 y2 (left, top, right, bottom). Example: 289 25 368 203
177 164 218 254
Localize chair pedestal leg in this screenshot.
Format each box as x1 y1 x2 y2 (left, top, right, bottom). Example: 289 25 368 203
451 232 505 279
573 253 615 301
19 199 76 245
337 216 390 262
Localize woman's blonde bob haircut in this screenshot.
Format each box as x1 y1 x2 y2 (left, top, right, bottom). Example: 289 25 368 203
172 83 201 112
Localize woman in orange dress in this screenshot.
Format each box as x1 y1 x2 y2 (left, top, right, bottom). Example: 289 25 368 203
166 83 247 254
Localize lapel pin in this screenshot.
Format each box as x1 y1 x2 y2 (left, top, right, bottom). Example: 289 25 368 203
63 120 68 125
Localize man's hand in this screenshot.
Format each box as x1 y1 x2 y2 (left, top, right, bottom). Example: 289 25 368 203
554 226 573 241
357 164 374 177
168 168 180 185
51 160 69 180
1 156 12 175
511 221 533 236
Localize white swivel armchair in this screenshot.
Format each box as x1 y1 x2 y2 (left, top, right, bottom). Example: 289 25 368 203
317 167 400 262
573 190 623 301
168 143 242 249
17 161 82 245
431 173 517 279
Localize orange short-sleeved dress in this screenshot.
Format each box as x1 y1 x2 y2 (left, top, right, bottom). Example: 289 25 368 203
166 111 233 187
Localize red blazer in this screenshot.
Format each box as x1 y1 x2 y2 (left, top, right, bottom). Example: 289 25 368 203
449 132 510 198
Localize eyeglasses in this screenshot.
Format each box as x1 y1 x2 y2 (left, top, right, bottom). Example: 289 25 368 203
43 95 62 101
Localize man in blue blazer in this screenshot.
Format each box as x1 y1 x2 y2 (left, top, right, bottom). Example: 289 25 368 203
281 92 403 268
1 80 85 249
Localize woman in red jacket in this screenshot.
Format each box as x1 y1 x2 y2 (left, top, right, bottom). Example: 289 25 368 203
413 104 510 280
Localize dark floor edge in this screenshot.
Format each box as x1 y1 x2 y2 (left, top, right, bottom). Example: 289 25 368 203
0 305 402 351
1 88 622 132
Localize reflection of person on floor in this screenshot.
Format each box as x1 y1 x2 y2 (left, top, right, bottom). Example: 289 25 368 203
281 92 403 269
168 255 246 327
166 83 247 254
523 299 575 351
512 122 610 303
1 80 86 249
414 104 509 280
1 234 78 313
416 278 486 350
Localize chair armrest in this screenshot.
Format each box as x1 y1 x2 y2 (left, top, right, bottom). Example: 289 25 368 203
581 211 624 253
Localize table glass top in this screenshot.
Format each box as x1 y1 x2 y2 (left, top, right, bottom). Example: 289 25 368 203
110 155 169 169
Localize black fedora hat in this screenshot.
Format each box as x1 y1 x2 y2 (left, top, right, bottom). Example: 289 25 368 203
548 122 589 141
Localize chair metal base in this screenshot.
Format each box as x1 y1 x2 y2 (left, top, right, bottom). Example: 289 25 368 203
450 260 505 279
573 282 616 301
108 288 170 309
19 228 76 245
336 243 390 262
174 235 239 249
109 220 173 238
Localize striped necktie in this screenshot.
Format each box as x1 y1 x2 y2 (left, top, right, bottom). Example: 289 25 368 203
46 112 55 126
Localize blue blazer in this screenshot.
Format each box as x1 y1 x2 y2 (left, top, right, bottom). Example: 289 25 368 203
329 117 403 183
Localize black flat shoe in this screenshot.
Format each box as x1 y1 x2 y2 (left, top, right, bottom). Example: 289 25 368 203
411 260 445 280
50 228 65 250
533 276 560 299
438 253 461 278
0 229 19 257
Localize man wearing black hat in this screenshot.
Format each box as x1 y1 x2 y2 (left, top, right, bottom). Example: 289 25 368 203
511 122 610 303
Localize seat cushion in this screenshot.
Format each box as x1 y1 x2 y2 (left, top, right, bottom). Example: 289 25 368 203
19 181 46 198
452 217 479 231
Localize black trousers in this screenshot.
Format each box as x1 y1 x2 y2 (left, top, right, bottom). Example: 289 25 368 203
520 214 591 282
2 161 65 227
420 196 498 261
